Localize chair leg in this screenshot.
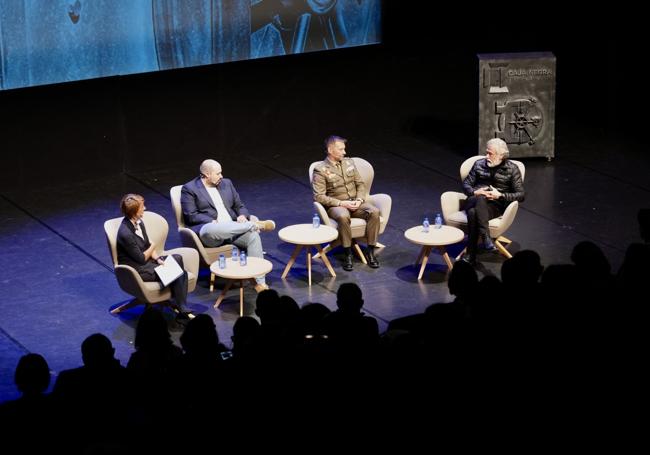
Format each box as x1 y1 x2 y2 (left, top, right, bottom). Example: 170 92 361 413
375 242 386 249
497 236 512 244
110 298 141 315
494 239 513 258
455 247 467 261
314 239 370 265
209 272 215 292
353 243 368 264
316 244 337 277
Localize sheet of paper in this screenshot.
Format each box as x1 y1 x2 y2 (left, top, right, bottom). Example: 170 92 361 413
154 255 184 287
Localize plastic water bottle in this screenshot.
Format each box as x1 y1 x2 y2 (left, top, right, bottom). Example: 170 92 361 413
240 251 247 266
232 246 239 262
312 213 320 229
422 217 430 233
434 213 443 229
218 254 226 269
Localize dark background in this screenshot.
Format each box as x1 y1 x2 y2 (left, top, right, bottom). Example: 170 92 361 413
0 3 646 406
0 3 631 191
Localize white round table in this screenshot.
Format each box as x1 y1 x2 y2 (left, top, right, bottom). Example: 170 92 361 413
209 256 273 316
278 224 339 286
404 225 465 279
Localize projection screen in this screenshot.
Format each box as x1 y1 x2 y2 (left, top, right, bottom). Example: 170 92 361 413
0 0 381 91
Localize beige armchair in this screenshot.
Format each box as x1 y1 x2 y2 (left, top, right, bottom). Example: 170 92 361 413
170 185 234 292
440 155 525 259
309 157 392 262
104 211 199 314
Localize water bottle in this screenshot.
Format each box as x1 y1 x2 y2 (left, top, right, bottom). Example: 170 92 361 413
312 213 320 229
240 251 247 266
434 213 443 229
232 246 239 262
422 217 430 233
218 254 226 269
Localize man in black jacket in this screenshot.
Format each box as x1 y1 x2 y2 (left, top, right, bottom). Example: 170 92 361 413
462 138 525 265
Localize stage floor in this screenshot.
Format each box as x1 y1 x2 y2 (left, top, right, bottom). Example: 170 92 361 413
0 129 646 400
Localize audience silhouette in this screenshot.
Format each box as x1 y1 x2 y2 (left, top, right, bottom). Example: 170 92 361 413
3 233 646 445
0 353 53 440
52 333 130 450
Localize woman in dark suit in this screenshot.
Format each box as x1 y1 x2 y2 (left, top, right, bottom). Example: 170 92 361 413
116 194 191 320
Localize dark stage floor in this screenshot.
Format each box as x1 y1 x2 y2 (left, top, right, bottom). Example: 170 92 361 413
0 128 646 400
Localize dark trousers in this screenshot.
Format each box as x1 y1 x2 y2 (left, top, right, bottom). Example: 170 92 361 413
166 254 188 308
143 254 188 309
465 196 504 257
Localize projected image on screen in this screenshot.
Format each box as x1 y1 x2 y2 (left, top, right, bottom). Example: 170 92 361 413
0 0 381 91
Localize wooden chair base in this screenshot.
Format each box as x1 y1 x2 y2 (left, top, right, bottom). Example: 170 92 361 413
314 241 385 264
494 237 512 259
456 236 513 260
110 299 141 315
110 299 168 315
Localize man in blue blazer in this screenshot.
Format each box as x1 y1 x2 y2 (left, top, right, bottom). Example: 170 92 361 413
181 159 275 291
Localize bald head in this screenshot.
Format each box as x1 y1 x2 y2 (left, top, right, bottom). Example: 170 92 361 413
200 159 220 175
200 159 223 187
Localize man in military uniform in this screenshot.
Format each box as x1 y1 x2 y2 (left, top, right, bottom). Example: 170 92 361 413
312 135 380 271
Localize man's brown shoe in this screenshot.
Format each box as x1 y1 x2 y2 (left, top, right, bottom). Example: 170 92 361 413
255 220 276 232
254 283 270 293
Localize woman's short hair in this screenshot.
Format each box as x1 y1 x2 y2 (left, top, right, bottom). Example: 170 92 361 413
120 194 144 218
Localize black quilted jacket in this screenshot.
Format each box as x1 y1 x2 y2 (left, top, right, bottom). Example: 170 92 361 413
462 158 525 204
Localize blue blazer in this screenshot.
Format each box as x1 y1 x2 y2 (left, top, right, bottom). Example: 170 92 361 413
180 176 251 234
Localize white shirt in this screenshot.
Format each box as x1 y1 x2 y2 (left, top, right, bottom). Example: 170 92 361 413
133 220 145 240
206 186 233 223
